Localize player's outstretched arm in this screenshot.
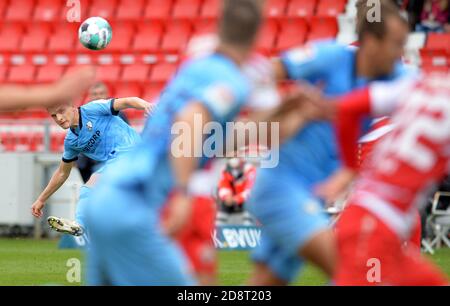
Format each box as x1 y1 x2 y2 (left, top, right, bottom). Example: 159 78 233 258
31 161 74 218
255 84 327 147
113 97 155 117
0 67 95 112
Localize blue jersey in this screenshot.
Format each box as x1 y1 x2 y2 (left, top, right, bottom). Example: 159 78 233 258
100 53 250 208
62 99 141 163
278 40 411 186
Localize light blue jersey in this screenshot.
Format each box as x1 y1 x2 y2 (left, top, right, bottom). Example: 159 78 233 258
62 99 141 164
62 99 141 232
86 53 250 285
278 40 409 185
248 40 412 282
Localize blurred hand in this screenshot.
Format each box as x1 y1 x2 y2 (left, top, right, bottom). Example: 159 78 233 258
31 199 45 218
163 192 192 238
51 66 96 106
315 167 356 205
289 83 337 121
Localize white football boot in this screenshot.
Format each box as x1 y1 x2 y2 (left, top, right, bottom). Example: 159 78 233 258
47 216 84 237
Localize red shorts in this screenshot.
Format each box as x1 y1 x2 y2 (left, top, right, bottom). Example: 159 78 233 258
163 196 217 275
335 205 447 286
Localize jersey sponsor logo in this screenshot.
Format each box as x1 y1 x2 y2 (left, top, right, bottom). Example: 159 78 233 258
82 130 101 152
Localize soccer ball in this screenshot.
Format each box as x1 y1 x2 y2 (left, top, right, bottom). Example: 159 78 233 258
78 17 112 51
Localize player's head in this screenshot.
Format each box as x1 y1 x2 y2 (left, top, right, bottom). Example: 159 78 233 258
217 0 262 62
88 81 109 100
47 103 77 130
357 0 409 76
226 157 246 180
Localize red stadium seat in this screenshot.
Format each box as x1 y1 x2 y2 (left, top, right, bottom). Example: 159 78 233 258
121 64 151 82
132 22 164 52
0 66 8 82
144 0 173 20
421 48 447 63
50 133 65 152
20 25 51 52
143 84 164 102
5 0 35 21
256 20 278 53
0 24 24 52
107 22 135 52
96 65 122 82
193 19 217 35
149 62 177 83
8 65 36 83
307 16 338 42
116 0 145 20
89 0 118 20
1 132 17 152
316 0 346 17
0 1 7 18
36 65 65 83
276 18 308 51
264 0 287 18
33 0 61 21
161 21 192 53
425 33 450 52
29 132 44 152
114 83 142 98
172 0 201 19
48 23 77 52
422 65 449 73
22 109 48 119
200 0 221 19
287 0 317 17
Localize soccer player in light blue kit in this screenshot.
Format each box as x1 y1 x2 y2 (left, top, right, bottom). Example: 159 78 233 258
31 96 153 237
247 0 414 285
84 0 262 285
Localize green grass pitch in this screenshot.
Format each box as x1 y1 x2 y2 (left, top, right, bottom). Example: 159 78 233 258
0 238 449 286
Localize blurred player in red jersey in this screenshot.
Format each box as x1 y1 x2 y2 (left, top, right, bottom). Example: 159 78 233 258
316 74 449 285
166 181 218 285
217 158 257 225
358 117 423 250
348 0 423 250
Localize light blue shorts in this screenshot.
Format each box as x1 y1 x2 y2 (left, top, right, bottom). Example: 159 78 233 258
85 185 195 286
247 167 329 282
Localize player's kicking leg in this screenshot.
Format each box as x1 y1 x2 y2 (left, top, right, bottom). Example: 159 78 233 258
48 174 96 237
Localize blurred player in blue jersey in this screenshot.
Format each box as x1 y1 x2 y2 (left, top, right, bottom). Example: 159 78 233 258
247 0 413 285
31 96 153 237
84 0 263 285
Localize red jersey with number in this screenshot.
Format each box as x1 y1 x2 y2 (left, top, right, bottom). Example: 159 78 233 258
336 74 450 238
